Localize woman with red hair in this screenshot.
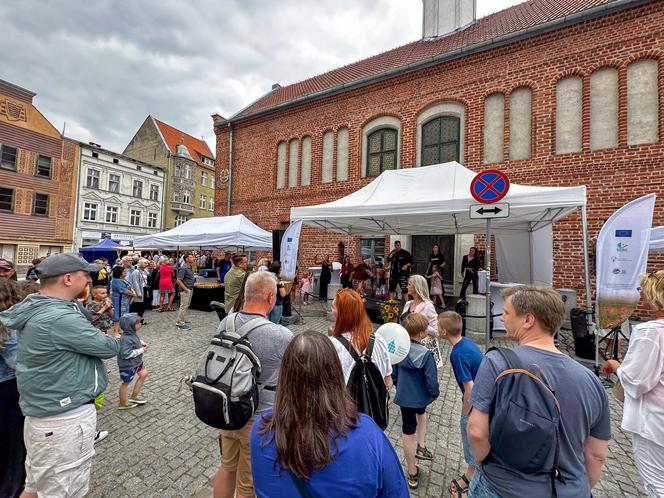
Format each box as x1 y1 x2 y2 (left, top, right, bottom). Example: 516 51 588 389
329 289 392 388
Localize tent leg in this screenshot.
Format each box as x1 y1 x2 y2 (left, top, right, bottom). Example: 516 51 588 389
580 206 599 370
485 219 492 352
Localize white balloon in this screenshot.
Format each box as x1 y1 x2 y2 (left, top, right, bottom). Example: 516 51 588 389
376 322 410 365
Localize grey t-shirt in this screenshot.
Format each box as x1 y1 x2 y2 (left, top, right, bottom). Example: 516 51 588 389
177 264 196 290
469 346 611 498
218 312 293 413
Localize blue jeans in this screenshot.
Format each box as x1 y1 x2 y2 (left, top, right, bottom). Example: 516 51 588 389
468 470 501 498
460 413 475 467
268 304 283 324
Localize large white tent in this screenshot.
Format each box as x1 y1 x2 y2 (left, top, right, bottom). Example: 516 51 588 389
132 214 272 250
291 162 592 308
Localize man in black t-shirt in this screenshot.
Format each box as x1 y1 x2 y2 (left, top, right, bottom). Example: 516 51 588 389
387 240 412 302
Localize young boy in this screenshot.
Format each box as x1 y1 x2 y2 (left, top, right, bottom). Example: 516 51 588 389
86 285 114 335
438 311 483 498
392 313 440 490
117 313 149 409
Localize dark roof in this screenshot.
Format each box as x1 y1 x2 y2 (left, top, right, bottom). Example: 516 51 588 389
234 0 639 120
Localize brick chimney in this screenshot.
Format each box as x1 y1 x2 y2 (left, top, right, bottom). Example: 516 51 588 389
422 0 476 39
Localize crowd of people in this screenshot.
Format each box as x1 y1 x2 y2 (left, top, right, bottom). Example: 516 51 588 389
0 249 662 498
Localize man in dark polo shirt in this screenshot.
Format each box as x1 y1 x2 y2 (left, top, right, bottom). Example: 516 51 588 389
175 253 196 330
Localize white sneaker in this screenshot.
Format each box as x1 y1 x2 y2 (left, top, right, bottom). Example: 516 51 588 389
94 430 109 444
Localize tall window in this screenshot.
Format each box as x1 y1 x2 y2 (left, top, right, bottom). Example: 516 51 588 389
421 116 460 166
149 184 159 201
199 194 206 209
366 128 397 177
1 145 17 170
184 165 192 179
208 197 214 211
132 180 143 198
182 190 191 204
211 176 215 189
0 187 14 211
36 155 52 177
105 206 118 223
175 164 181 178
175 215 188 227
201 171 208 186
130 209 141 226
83 202 97 221
147 212 158 228
86 169 100 189
33 193 49 216
108 173 120 193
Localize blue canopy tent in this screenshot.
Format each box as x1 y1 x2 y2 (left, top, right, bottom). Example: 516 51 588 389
79 239 124 263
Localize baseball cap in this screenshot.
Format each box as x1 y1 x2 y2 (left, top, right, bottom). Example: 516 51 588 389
0 258 14 269
37 253 101 278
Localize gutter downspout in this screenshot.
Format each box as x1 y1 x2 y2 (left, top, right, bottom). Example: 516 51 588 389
226 124 233 216
72 143 83 251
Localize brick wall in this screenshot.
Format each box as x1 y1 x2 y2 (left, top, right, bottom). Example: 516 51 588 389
215 2 664 303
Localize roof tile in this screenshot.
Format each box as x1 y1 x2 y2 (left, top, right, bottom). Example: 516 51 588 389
153 118 215 170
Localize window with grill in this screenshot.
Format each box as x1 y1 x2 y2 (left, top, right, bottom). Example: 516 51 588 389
83 202 97 221
105 206 118 223
86 169 100 188
35 155 52 178
199 195 206 209
148 212 158 228
108 174 120 193
366 128 398 177
149 184 159 201
33 193 49 216
0 187 14 211
421 116 460 166
130 209 141 226
1 145 17 170
132 180 143 198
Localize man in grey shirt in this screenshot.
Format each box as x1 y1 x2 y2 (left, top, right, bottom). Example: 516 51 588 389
175 253 196 329
467 286 611 498
212 271 292 498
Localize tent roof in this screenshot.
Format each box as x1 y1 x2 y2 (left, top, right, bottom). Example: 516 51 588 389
132 215 273 249
291 162 586 235
79 238 124 251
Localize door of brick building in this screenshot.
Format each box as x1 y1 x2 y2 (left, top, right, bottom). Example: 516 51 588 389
411 235 455 286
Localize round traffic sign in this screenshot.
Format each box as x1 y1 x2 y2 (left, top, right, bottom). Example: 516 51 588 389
470 169 510 204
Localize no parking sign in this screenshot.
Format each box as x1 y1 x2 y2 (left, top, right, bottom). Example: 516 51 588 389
470 169 510 204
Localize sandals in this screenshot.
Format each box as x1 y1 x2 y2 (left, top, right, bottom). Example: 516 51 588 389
407 466 420 489
416 444 434 460
448 474 470 498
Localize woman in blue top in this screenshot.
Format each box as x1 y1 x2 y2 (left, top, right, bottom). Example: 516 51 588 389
110 266 135 337
251 330 409 498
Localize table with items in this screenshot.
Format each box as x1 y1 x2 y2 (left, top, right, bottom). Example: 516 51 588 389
189 277 224 312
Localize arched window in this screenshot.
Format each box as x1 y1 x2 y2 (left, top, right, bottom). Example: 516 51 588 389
366 128 397 177
421 116 460 166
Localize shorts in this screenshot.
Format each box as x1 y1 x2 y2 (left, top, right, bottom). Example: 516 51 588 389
220 420 254 497
460 413 475 466
400 406 426 435
119 363 143 384
23 404 96 498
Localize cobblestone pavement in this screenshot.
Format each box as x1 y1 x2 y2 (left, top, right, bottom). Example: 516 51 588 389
89 304 644 497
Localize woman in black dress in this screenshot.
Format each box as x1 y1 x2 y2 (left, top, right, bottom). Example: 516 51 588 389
426 244 445 294
459 247 480 299
315 254 332 300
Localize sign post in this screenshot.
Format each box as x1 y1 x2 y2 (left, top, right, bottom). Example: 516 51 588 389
470 170 510 351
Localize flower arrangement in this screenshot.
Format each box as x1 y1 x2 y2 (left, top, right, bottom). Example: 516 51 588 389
379 299 403 323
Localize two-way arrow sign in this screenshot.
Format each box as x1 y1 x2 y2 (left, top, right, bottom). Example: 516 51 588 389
469 202 510 219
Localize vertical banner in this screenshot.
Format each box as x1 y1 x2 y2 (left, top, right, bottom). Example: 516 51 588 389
596 194 656 329
280 220 302 280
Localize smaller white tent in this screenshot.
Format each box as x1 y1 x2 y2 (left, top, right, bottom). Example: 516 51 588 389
651 226 664 252
132 215 272 249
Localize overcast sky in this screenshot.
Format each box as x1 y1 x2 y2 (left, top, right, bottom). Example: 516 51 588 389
1 0 524 154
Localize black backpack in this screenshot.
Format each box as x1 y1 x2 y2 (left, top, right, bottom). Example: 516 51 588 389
334 334 389 430
486 347 564 497
190 313 271 430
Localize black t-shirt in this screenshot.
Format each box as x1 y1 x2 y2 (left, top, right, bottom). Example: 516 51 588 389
389 249 412 277
427 253 444 275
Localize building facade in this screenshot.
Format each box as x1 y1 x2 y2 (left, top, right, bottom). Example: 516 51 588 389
214 0 664 299
123 116 215 229
0 79 78 268
73 142 166 249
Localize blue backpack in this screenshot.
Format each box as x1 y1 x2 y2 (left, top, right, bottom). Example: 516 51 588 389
485 347 564 497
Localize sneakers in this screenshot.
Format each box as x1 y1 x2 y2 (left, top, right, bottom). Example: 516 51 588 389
176 323 191 330
94 430 109 444
118 402 138 410
129 395 148 405
416 444 434 461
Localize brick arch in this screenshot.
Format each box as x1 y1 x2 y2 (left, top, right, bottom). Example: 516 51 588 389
481 89 508 100
587 61 623 74
551 69 586 86
415 100 467 166
358 112 403 131
413 98 469 118
508 81 538 94
360 115 403 178
624 50 663 66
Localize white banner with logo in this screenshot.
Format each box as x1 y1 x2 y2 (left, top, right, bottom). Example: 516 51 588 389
280 220 302 280
596 194 656 329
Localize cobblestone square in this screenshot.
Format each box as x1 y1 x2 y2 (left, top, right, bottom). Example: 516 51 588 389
88 305 644 497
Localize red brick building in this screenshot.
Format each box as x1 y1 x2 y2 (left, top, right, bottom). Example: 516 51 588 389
214 0 664 299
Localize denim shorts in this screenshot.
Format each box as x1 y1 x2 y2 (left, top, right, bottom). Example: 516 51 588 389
460 413 474 466
119 363 143 384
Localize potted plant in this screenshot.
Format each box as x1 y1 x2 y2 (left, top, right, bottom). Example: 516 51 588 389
379 299 403 323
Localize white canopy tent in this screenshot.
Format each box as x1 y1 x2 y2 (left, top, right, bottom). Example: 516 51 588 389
132 214 273 250
651 226 664 252
291 162 592 309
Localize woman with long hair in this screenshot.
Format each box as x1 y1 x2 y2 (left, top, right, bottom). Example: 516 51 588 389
340 255 353 289
602 270 664 496
329 288 392 387
251 331 408 497
460 246 480 299
401 274 442 367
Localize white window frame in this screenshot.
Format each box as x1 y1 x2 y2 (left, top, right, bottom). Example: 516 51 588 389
199 194 206 209
208 197 214 211
108 173 120 193
130 209 142 226
201 171 208 186
105 205 118 223
175 215 188 227
132 179 143 198
182 190 191 204
83 202 97 221
149 184 159 201
86 168 100 189
147 212 158 228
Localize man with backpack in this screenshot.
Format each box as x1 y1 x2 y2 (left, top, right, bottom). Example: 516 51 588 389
211 271 292 498
467 285 611 498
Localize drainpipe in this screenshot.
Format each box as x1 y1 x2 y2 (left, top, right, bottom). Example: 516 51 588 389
226 124 234 216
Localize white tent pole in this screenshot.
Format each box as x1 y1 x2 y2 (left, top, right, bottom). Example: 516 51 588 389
485 219 492 352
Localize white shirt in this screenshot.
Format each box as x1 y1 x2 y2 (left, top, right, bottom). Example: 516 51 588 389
330 332 392 385
618 319 664 446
